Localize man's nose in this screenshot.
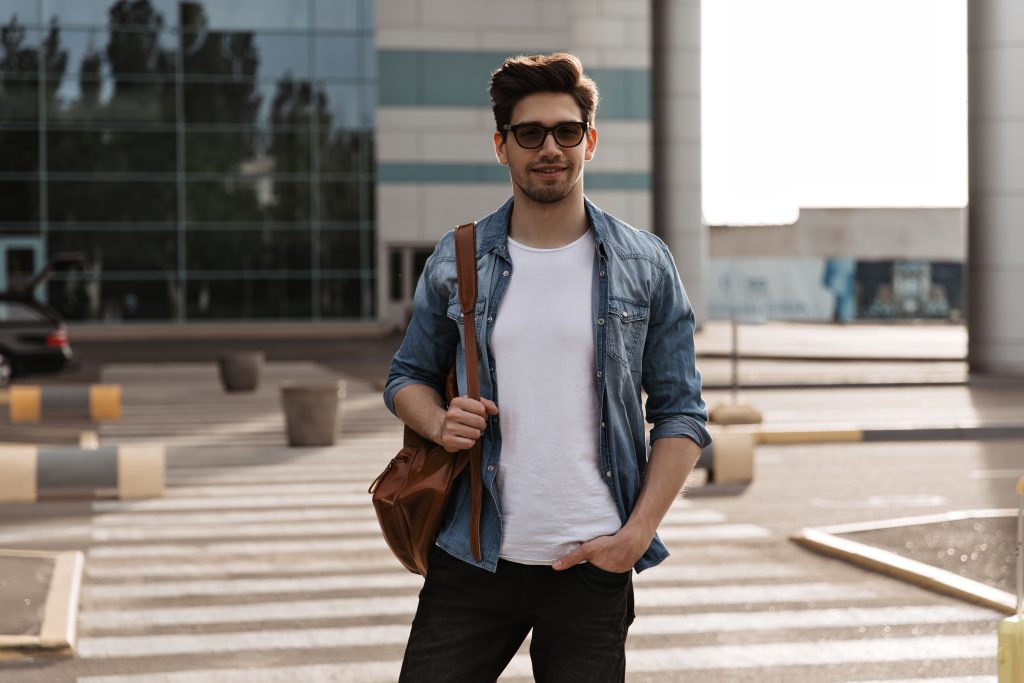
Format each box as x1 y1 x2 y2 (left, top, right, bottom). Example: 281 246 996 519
538 130 562 155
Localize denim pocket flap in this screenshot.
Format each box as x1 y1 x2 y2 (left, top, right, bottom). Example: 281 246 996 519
608 298 648 323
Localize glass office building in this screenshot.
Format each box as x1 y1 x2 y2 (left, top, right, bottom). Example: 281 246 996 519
0 0 375 322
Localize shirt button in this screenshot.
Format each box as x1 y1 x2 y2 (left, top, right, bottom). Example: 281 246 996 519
487 465 495 472
596 371 602 378
601 421 606 428
599 271 605 277
597 318 604 326
487 316 493 322
502 270 509 277
606 470 612 478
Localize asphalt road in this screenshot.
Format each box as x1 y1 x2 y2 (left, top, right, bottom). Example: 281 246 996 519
0 354 1018 681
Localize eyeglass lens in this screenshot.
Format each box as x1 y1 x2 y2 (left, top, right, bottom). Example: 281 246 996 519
514 123 585 149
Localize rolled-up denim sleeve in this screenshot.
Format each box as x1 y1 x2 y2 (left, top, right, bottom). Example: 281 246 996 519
383 245 459 416
641 239 712 449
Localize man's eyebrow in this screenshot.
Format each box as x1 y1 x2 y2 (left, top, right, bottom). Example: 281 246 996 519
509 120 580 126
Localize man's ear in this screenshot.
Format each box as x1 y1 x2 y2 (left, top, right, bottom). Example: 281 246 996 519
583 126 598 162
494 131 509 165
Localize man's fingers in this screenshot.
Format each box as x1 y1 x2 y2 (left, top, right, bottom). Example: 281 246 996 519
450 396 486 416
552 544 589 571
451 396 499 417
449 408 487 432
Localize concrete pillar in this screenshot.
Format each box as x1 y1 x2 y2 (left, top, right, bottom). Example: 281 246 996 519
967 0 1024 377
652 0 707 323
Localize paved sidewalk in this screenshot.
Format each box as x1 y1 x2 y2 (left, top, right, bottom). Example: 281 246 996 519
0 361 1008 681
694 321 966 361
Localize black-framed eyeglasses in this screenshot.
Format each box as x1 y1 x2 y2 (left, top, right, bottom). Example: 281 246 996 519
501 121 589 149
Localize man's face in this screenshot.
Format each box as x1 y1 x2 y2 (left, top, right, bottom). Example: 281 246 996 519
494 92 598 205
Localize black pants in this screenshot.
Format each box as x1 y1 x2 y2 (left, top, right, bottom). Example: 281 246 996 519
399 546 635 683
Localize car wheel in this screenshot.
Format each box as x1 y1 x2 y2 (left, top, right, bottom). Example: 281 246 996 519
0 352 12 388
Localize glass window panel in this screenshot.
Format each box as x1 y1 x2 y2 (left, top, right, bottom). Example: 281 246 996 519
44 0 179 29
49 276 179 321
48 229 177 271
48 128 176 172
319 229 361 270
187 277 312 320
183 31 308 80
186 228 311 270
49 29 176 77
3 3 39 26
0 79 40 120
48 180 176 222
185 129 264 173
0 26 41 122
313 0 360 30
0 127 39 170
318 181 361 222
183 79 267 125
314 34 358 80
320 276 367 318
318 128 365 174
320 83 364 131
361 35 376 80
50 76 175 122
0 179 39 222
181 1 309 31
186 179 310 221
187 128 313 176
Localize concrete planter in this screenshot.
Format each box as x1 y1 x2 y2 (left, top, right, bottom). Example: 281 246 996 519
280 380 345 447
218 352 264 393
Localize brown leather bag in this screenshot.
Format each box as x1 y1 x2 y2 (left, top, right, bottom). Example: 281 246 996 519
368 222 484 576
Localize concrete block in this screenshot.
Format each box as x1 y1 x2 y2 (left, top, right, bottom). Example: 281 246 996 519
377 185 422 241
0 447 35 503
7 385 121 423
0 445 165 503
572 18 627 48
422 130 498 164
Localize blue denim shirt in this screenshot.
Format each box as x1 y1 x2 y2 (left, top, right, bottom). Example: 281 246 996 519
384 196 711 573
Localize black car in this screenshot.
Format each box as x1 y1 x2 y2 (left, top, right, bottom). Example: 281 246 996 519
0 294 73 387
0 253 81 387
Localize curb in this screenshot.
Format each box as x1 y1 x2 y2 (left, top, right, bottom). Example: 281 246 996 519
711 424 1024 445
0 549 84 660
791 510 1016 616
695 352 964 363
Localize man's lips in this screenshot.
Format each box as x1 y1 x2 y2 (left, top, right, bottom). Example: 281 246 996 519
531 166 569 176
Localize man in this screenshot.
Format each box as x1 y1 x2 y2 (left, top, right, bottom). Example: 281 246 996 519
384 52 710 682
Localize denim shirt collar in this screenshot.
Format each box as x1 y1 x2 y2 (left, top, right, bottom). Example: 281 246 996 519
476 195 611 258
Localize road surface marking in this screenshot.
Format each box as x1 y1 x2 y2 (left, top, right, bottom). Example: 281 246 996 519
80 582 876 630
656 523 771 541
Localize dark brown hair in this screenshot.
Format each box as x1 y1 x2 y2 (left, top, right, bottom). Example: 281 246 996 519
489 52 599 134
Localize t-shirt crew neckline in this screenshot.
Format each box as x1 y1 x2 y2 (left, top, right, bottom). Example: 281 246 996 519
507 229 591 253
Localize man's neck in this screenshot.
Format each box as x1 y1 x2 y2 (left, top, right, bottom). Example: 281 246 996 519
507 186 589 249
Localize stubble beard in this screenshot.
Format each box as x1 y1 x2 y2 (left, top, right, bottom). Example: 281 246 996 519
511 164 582 205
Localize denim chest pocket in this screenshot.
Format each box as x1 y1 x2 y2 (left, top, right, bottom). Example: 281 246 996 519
606 296 649 368
446 297 487 341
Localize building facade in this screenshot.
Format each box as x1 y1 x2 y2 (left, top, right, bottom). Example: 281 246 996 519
1 0 376 322
2 0 968 330
374 0 652 328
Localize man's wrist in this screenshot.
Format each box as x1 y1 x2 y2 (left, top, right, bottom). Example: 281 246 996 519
618 521 655 554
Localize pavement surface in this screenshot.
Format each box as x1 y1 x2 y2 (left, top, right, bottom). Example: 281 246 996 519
49 320 969 389
845 516 1018 595
0 321 1021 681
0 556 51 637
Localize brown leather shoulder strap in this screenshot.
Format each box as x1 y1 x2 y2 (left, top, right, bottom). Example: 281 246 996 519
453 222 483 562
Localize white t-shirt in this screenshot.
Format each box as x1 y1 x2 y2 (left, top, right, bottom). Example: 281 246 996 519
491 229 623 564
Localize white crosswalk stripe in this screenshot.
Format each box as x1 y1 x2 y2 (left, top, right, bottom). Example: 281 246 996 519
49 362 1002 682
